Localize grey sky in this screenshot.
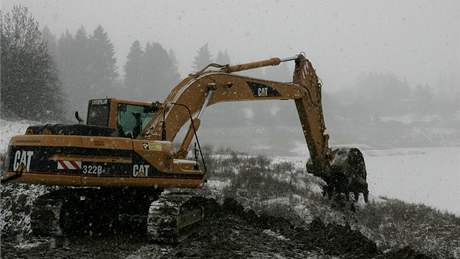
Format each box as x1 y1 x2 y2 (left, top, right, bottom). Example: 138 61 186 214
3 0 459 91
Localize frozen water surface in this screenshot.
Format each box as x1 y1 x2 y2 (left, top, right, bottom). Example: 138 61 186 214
288 144 460 215
365 147 460 216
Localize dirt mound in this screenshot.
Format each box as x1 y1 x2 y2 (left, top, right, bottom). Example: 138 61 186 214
2 196 433 259
302 218 379 258
158 198 381 258
376 246 433 259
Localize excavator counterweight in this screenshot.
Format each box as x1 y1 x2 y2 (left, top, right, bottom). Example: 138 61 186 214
1 53 368 243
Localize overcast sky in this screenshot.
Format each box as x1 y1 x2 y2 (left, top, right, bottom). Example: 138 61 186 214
3 0 460 91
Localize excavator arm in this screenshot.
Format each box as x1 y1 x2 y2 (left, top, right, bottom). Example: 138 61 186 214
142 54 368 202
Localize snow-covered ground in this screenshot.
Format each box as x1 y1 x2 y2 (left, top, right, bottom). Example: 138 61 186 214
1 119 459 215
289 144 460 216
365 147 460 216
0 119 34 153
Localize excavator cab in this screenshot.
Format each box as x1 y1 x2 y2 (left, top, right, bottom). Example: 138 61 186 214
115 102 156 138
86 98 159 138
24 98 159 138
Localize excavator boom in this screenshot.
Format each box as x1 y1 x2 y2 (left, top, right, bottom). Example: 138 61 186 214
141 53 368 201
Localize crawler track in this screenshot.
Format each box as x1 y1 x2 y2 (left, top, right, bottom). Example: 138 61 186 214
147 190 205 243
30 188 161 237
30 193 66 236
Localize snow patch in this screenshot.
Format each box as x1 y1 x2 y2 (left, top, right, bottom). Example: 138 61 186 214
263 197 290 206
205 179 231 192
0 118 34 153
262 229 289 241
380 114 441 124
14 239 48 249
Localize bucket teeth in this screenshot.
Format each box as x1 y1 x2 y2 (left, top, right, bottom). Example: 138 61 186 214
311 147 369 204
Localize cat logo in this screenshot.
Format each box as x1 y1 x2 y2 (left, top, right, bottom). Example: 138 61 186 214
257 87 268 97
13 150 33 172
133 164 150 177
247 81 281 97
142 142 162 151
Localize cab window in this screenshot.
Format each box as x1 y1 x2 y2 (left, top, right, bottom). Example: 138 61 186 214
117 104 154 138
87 99 110 127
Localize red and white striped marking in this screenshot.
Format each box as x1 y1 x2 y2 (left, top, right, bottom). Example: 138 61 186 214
57 160 82 170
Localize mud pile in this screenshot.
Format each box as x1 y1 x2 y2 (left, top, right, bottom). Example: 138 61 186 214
131 198 429 259
151 198 377 258
1 197 432 259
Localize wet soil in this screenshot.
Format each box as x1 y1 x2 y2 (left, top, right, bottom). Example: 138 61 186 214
1 198 430 259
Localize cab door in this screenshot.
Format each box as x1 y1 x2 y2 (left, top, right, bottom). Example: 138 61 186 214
116 103 155 139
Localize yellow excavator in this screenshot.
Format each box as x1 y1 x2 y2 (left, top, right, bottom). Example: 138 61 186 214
1 54 368 242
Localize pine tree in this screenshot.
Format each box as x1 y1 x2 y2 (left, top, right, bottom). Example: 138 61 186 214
73 27 90 80
192 43 212 71
141 43 156 98
215 50 231 65
1 6 63 120
168 49 180 77
164 48 181 96
56 27 91 114
124 40 144 97
88 25 118 96
141 42 180 99
55 31 73 97
42 26 57 60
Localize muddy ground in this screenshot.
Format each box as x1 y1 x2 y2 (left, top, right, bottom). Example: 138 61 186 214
1 198 431 259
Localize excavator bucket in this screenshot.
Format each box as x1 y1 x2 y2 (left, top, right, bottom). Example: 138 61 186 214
316 148 369 203
293 55 369 203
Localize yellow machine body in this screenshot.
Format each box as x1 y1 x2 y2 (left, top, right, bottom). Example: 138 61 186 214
3 98 204 188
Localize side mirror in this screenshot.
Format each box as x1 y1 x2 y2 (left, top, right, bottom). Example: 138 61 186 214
75 111 84 124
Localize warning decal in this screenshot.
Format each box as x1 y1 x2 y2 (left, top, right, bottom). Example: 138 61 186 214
57 160 82 170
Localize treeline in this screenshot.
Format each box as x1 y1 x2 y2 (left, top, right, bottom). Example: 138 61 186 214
1 6 458 148
46 26 182 115
323 74 460 147
327 73 460 123
0 6 235 121
0 5 290 124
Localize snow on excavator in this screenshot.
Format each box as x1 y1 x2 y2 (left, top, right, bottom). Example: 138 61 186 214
1 53 368 242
